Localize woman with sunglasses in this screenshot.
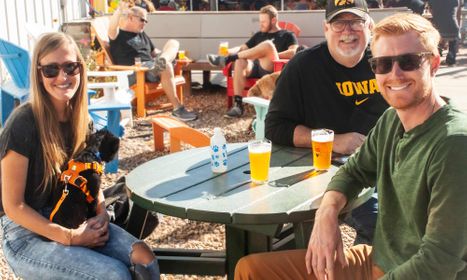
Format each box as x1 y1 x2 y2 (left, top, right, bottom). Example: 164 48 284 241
0 32 160 279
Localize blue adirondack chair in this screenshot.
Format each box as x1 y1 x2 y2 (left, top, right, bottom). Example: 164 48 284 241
0 38 30 125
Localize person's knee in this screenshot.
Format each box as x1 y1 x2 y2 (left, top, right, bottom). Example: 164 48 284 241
131 242 155 265
235 58 248 69
102 261 132 280
235 255 261 279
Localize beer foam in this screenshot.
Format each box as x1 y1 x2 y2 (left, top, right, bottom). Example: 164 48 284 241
312 134 334 142
249 144 271 154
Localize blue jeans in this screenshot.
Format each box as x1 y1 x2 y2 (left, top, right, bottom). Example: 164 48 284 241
1 215 160 280
344 191 378 245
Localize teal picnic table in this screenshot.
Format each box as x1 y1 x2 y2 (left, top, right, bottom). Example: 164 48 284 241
125 143 374 279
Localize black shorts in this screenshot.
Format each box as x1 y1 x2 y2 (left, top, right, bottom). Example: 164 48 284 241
248 59 272 79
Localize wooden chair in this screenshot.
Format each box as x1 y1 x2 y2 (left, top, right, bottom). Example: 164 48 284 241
0 38 30 125
151 115 210 153
90 16 187 118
223 21 301 108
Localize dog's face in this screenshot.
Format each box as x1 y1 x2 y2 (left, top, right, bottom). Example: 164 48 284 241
82 129 120 163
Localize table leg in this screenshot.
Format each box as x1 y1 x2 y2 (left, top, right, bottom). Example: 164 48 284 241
293 221 314 249
182 70 192 97
225 225 272 280
202 70 212 88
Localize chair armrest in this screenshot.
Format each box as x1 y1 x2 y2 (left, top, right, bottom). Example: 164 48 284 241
88 70 134 90
243 96 271 108
223 62 233 77
273 59 289 72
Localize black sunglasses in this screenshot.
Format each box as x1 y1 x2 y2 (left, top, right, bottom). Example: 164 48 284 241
133 15 148 23
37 62 82 78
368 52 433 74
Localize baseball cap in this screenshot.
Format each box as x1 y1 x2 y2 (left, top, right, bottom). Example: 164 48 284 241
326 0 369 22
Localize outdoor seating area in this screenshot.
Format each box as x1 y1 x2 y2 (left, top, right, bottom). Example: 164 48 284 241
1 1 467 279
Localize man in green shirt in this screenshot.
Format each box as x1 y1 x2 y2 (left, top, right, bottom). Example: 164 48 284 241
234 13 467 280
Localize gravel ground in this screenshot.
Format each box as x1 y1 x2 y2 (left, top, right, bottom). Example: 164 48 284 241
0 86 355 279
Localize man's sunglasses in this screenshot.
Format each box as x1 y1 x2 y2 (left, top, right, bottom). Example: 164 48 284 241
37 62 82 78
368 52 433 74
133 15 148 23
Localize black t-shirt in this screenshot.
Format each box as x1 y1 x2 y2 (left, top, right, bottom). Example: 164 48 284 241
109 30 155 66
245 29 298 52
0 104 73 214
266 41 389 146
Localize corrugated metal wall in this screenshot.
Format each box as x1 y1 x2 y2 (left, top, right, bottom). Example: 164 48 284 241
0 0 87 83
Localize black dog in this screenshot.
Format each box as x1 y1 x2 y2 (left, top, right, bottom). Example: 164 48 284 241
50 129 120 229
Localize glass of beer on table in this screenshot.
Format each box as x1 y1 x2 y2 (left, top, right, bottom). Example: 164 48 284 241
248 139 272 184
311 129 334 170
218 41 229 56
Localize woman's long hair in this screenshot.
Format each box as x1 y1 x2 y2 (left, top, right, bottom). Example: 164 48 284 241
30 32 89 191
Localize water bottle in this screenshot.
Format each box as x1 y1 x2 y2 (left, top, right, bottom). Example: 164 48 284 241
210 127 228 173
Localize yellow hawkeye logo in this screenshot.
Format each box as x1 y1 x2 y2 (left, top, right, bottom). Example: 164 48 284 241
335 0 354 6
355 98 369 106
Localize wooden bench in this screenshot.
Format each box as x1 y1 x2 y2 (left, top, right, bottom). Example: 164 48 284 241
181 60 223 96
152 115 210 153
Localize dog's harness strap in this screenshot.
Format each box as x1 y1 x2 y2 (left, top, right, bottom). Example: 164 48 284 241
49 188 69 222
59 159 103 204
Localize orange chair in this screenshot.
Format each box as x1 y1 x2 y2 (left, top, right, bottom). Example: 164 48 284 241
223 21 301 108
151 115 210 153
91 16 188 118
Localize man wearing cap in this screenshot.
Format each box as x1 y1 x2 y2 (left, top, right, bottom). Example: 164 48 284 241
266 0 388 245
235 12 467 280
108 2 197 121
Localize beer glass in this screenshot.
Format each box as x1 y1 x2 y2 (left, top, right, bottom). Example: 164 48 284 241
248 139 272 184
311 129 334 170
218 41 229 56
178 50 186 60
134 57 142 67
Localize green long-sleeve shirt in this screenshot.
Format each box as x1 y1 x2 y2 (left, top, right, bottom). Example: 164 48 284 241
328 103 467 279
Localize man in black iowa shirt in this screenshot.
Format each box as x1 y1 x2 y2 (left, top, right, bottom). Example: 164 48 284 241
207 5 298 118
266 0 389 245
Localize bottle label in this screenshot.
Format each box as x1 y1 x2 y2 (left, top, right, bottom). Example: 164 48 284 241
211 143 227 172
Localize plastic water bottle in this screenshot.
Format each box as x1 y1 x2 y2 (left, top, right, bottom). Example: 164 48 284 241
210 127 228 173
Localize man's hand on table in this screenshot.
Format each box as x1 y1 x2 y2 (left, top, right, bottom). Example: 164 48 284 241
333 132 365 155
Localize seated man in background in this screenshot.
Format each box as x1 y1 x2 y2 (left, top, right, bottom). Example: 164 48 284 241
236 12 467 280
109 2 197 121
207 5 298 118
266 0 388 244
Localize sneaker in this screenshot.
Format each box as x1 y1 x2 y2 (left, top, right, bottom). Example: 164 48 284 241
172 106 197 121
150 55 167 75
445 53 456 66
224 105 243 118
207 54 227 67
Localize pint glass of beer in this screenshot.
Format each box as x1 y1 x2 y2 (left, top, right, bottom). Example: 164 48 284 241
248 139 272 184
311 129 334 170
218 41 229 56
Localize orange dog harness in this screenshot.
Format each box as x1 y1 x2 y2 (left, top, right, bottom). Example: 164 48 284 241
49 159 103 222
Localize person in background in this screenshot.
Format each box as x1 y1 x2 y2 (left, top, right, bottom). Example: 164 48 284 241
109 2 197 121
236 12 467 280
266 0 388 245
428 0 462 65
207 5 298 118
0 32 160 280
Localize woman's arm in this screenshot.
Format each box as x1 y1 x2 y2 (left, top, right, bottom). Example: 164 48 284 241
1 150 70 245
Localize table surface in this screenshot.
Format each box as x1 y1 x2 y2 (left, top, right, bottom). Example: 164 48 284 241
126 143 372 226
